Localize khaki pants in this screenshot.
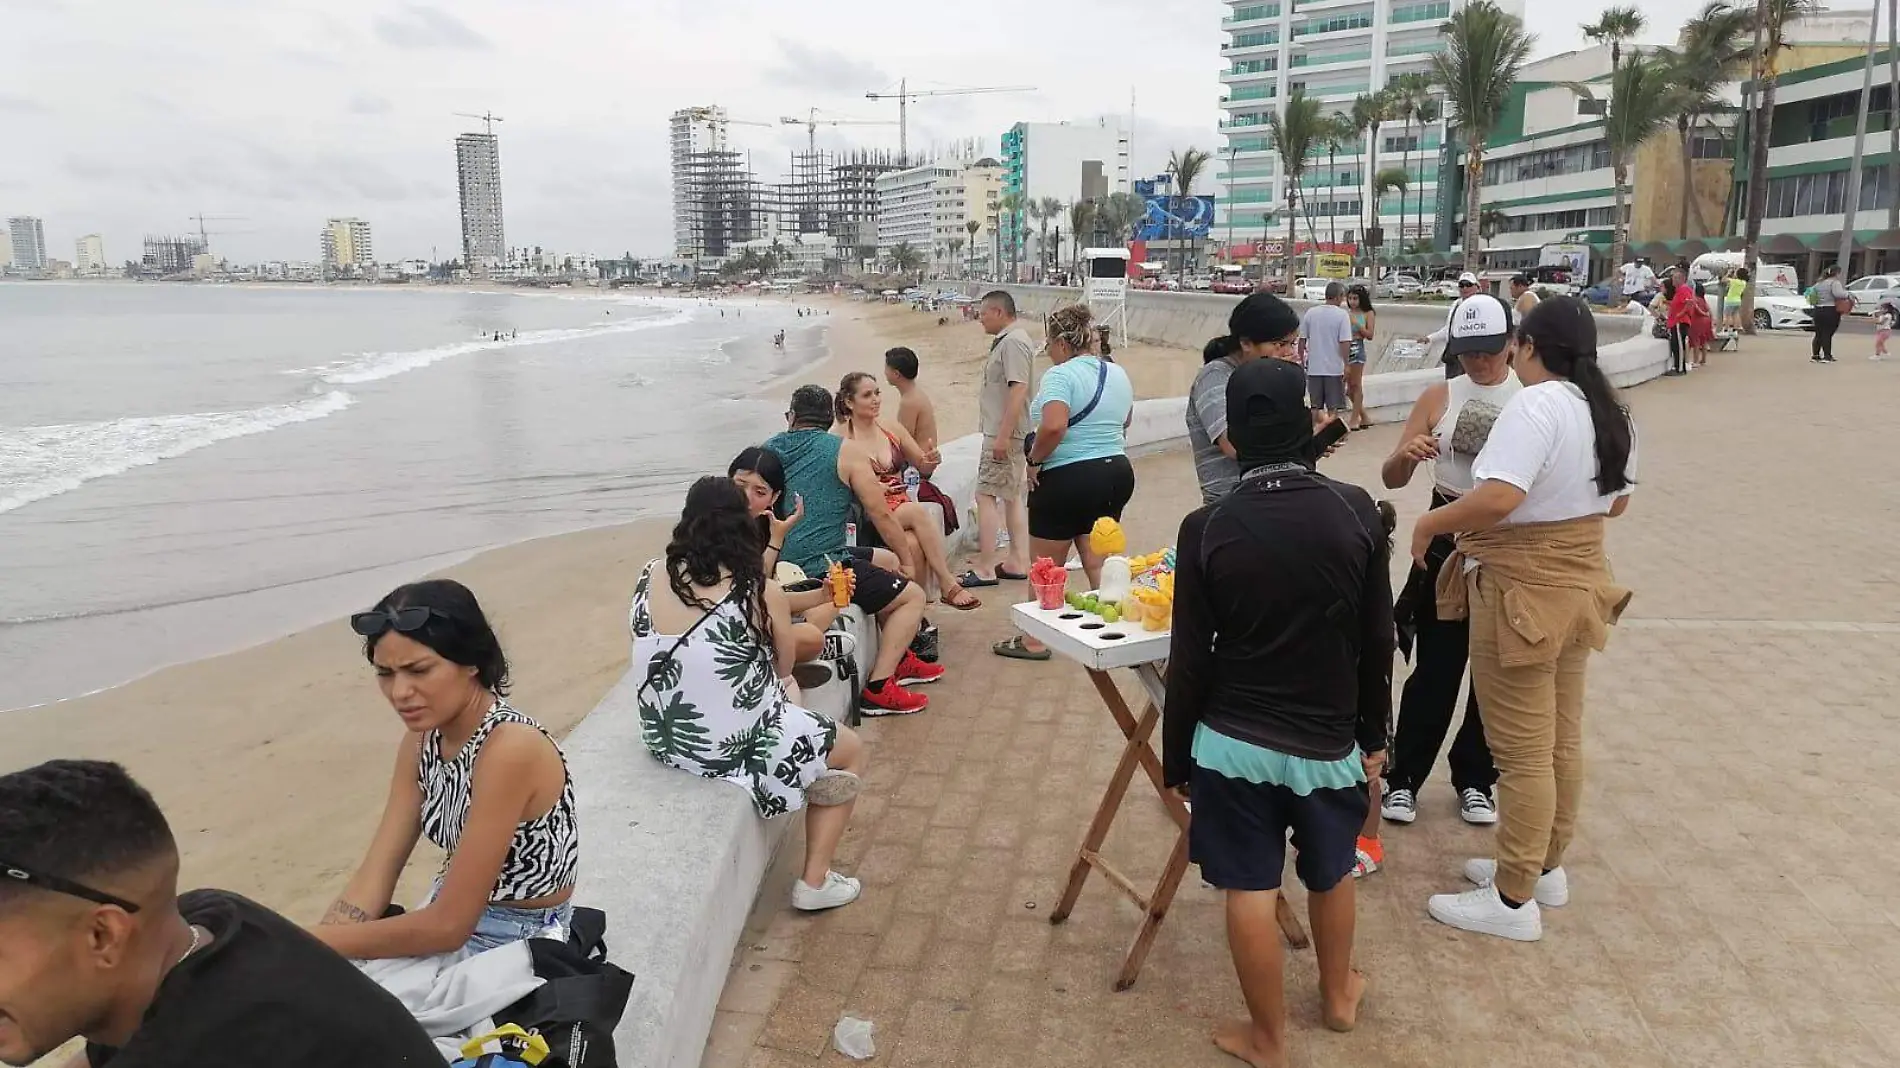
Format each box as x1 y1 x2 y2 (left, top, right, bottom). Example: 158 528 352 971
1466 569 1590 905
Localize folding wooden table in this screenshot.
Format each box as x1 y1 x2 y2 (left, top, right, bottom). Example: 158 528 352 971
1012 598 1309 992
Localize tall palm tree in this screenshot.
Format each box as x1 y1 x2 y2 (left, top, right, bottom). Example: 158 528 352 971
1432 0 1536 267
1267 91 1325 288
1583 5 1646 73
1411 94 1443 254
1667 2 1753 238
1097 191 1146 247
964 219 982 276
1068 200 1099 279
998 191 1026 281
1352 90 1396 275
1567 53 1682 284
890 241 926 283
1168 147 1214 278
1741 0 1821 328
947 236 965 278
1035 196 1064 282
1317 115 1355 247
1388 73 1430 256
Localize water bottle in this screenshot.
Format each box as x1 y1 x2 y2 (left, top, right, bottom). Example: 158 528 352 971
903 467 922 501
845 521 857 546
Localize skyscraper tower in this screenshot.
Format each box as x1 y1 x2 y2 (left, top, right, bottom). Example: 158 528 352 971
456 132 506 271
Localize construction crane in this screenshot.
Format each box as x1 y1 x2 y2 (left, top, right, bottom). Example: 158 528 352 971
780 108 898 155
865 80 1036 161
453 111 505 135
187 213 248 250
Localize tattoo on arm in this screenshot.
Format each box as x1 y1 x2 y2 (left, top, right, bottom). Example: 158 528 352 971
320 898 374 926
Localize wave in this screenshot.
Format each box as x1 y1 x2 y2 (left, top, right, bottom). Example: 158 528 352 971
0 391 354 516
291 308 697 386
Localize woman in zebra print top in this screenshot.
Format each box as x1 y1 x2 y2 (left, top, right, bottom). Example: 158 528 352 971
310 580 580 960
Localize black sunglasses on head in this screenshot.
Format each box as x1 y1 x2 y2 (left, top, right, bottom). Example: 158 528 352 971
2 859 142 913
350 605 442 638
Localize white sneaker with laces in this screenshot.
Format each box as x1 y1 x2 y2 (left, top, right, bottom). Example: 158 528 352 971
792 870 862 911
1381 788 1417 823
1458 788 1499 825
1462 858 1569 907
1427 884 1542 941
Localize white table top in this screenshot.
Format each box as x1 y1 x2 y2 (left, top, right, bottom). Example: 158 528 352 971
1010 597 1171 672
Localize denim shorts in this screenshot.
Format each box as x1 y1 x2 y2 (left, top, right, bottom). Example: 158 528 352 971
465 899 574 954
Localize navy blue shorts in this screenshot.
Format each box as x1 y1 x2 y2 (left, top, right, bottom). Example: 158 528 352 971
1189 764 1369 893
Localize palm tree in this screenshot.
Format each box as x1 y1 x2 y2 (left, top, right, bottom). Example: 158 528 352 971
1373 167 1411 274
1168 147 1214 278
964 219 982 276
1068 200 1098 280
1352 91 1396 275
1478 208 1511 241
1316 115 1357 248
1741 0 1821 329
1411 95 1443 254
1667 2 1753 238
1389 72 1436 257
1267 91 1325 289
1583 5 1646 73
1567 53 1682 286
998 191 1026 281
947 236 965 278
1096 191 1146 248
1032 196 1064 282
890 241 926 283
1432 0 1536 268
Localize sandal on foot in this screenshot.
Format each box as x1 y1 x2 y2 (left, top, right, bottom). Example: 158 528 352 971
997 566 1028 581
942 589 982 611
957 570 1000 588
992 635 1051 661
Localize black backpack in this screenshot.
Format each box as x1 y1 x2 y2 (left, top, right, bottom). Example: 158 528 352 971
494 908 635 1068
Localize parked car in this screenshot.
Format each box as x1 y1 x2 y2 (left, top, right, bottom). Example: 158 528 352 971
1425 279 1462 299
1292 276 1332 301
1751 284 1814 331
1187 275 1214 291
1210 277 1256 295
1845 274 1900 314
1581 281 1615 305
1377 275 1423 299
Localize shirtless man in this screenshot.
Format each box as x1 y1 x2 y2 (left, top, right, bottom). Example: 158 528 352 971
883 346 938 448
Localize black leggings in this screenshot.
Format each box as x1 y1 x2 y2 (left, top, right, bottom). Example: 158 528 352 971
1810 307 1842 359
1667 322 1690 374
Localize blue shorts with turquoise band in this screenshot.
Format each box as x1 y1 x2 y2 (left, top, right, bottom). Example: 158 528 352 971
1188 724 1369 893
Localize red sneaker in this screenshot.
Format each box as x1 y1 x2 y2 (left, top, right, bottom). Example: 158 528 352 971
861 680 929 715
896 649 945 686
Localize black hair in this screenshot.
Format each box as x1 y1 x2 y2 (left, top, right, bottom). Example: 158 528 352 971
1693 281 1705 299
1517 296 1634 496
1512 273 1534 287
1347 284 1375 313
836 371 876 421
727 446 786 497
787 384 834 429
1660 276 1678 301
980 290 1017 317
1097 325 1114 357
1735 267 1750 282
1205 291 1301 362
363 579 511 695
666 476 772 649
0 760 175 905
884 346 919 381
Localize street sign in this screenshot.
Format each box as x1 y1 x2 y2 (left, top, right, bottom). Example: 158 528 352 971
1256 240 1284 257
1316 253 1352 279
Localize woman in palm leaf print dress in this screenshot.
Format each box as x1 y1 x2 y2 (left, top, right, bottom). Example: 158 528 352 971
631 476 870 912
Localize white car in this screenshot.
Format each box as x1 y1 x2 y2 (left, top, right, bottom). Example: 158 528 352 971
1292 277 1332 301
1845 274 1900 314
1426 280 1463 299
1751 284 1814 331
1378 275 1423 299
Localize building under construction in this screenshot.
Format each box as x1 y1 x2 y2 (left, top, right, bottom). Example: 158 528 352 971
676 149 765 268
141 235 207 276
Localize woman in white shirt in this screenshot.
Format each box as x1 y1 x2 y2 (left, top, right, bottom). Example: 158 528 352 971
1406 296 1636 944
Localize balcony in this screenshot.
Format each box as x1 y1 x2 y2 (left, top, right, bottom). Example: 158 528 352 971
1389 0 1452 24
1223 31 1281 52
1222 3 1281 25
1290 49 1371 69
1290 14 1373 39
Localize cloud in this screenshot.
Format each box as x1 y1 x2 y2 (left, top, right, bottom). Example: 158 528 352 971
0 94 49 115
348 94 393 116
372 4 491 50
765 38 887 95
279 48 344 70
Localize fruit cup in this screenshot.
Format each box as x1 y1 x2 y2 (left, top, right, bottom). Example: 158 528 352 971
1031 574 1068 611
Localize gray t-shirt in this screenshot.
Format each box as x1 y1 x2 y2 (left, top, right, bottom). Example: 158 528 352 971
979 325 1034 439
1299 303 1354 377
1814 278 1852 307
1187 357 1241 503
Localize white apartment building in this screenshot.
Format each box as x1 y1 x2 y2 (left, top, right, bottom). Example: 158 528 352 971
874 160 1003 274
1217 0 1523 254
671 105 730 261
320 217 375 272
75 233 107 275
1000 121 1130 261
7 216 47 271
455 132 506 269
1736 44 1898 243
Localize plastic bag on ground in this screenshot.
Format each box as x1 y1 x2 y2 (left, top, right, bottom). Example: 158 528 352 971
832 1015 876 1060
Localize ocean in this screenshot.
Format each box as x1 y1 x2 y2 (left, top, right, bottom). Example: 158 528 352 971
0 282 828 710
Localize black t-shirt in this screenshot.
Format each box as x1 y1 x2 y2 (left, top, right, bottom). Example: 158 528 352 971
87 889 441 1067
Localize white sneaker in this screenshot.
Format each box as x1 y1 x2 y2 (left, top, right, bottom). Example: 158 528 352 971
792 870 861 911
1381 788 1417 823
1458 788 1499 825
1462 858 1569 907
1427 884 1542 942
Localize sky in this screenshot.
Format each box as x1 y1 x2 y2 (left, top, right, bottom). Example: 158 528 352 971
1 0 1733 264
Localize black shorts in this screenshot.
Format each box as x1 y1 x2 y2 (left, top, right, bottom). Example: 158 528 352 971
1028 455 1135 542
1189 762 1369 893
843 556 905 616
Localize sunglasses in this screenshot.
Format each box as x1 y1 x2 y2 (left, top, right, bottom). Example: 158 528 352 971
2 859 142 913
349 605 443 638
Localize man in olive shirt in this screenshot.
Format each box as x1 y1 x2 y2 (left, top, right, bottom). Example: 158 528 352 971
0 760 440 1068
964 290 1032 586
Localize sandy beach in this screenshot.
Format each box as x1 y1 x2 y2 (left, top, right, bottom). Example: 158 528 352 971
5 292 1202 924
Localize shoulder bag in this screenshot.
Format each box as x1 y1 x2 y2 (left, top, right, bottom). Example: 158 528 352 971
1023 358 1110 460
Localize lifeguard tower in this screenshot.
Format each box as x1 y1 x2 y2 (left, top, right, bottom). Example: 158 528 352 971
1082 247 1131 349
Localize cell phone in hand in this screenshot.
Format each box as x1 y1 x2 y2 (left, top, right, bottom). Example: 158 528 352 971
1310 417 1350 458
782 579 824 594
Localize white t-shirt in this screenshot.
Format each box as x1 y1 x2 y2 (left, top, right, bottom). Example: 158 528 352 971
1471 381 1638 525
1619 263 1656 296
1299 303 1354 377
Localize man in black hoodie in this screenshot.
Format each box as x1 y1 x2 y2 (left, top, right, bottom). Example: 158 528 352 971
1163 357 1392 1067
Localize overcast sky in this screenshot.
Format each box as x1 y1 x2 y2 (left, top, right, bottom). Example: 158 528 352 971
2 0 1735 264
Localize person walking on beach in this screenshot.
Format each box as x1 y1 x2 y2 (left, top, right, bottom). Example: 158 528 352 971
314 580 579 960
1378 292 1516 830
0 760 441 1067
1411 297 1636 942
1189 292 1303 504
962 291 1032 589
766 385 942 715
1164 357 1391 1065
1298 283 1354 418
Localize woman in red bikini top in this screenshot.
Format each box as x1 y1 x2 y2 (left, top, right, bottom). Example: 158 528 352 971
833 372 981 611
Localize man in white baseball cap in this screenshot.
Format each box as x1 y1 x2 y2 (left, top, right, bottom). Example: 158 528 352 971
1418 272 1485 378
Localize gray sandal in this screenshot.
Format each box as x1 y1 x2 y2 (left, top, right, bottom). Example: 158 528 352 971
992 635 1053 661
807 770 862 807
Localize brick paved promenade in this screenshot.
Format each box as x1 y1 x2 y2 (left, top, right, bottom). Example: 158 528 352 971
708 338 1900 1068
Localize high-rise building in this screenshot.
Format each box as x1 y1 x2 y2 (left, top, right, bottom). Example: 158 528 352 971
875 159 1003 276
456 132 506 271
1217 0 1524 257
320 217 375 273
75 233 106 275
671 106 731 261
7 217 47 271
998 121 1130 267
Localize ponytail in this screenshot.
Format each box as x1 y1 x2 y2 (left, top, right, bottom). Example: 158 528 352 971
1546 346 1633 495
1203 334 1240 363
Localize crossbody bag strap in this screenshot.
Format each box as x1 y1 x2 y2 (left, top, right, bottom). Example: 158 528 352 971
638 578 742 701
1068 358 1111 425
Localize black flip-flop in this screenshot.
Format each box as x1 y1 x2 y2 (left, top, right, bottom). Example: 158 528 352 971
997 567 1029 581
958 570 1000 589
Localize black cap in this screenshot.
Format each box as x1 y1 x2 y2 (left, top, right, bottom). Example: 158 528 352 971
1225 357 1313 469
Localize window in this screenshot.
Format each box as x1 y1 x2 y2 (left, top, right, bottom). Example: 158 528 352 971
1231 58 1279 74
1231 3 1281 20
1383 132 1442 154
1763 167 1897 218
1483 204 1626 234
1689 135 1733 159
1293 11 1373 36
1575 97 1607 116
1390 0 1452 23
1232 30 1281 47
1230 85 1277 101
1480 140 1611 186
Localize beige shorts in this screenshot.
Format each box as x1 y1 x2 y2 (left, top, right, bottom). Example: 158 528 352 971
975 436 1026 500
